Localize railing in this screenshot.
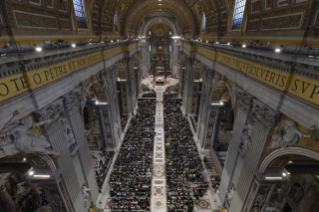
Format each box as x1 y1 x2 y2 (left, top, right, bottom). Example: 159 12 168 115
184 39 319 62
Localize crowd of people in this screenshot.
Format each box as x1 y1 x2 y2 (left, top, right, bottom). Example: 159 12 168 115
164 92 209 212
109 99 156 211
93 151 114 190
142 92 156 98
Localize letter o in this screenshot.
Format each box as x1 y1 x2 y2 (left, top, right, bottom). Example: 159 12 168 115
0 83 9 96
33 74 41 85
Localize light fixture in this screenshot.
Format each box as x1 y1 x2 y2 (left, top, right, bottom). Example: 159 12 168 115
171 36 181 39
111 40 113 43
33 175 50 178
216 42 219 44
158 3 161 5
275 48 281 53
35 47 42 52
265 177 282 180
288 161 293 164
282 172 287 177
23 158 26 161
227 42 230 45
71 43 76 48
242 44 246 48
219 101 224 106
29 171 34 176
206 40 209 43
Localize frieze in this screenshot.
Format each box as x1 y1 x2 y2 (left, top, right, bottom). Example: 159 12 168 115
14 10 57 29
261 13 302 30
247 20 259 31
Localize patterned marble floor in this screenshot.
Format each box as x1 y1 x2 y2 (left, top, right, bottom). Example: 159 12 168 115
150 87 167 212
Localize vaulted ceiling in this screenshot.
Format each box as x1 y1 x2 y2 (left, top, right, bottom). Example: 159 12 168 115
91 0 229 38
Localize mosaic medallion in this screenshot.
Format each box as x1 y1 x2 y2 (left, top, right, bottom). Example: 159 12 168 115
155 152 163 158
196 200 211 209
154 186 164 195
153 199 164 209
155 180 163 184
155 159 163 162
153 165 165 177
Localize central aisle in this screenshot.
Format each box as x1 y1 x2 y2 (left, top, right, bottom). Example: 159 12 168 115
150 88 167 211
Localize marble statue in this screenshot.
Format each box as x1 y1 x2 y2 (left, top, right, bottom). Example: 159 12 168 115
61 118 76 144
226 185 235 202
270 119 310 148
239 128 251 156
0 117 60 157
82 184 92 210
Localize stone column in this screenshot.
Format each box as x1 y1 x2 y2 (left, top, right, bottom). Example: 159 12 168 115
228 98 280 212
34 98 83 208
218 91 253 204
182 55 196 115
0 185 16 212
62 87 99 204
196 65 213 149
124 54 137 115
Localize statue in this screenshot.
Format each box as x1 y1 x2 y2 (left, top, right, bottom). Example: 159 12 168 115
239 128 251 156
82 184 92 210
0 117 60 157
270 119 310 148
61 118 76 144
226 185 235 202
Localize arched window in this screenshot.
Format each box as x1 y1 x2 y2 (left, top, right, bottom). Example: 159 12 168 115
231 0 247 30
114 13 118 32
202 13 206 33
73 0 87 28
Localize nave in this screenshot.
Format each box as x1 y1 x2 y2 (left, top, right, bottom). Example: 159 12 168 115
96 91 219 212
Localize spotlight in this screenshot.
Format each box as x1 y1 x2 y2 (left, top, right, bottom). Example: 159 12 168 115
29 171 34 176
275 48 281 53
71 43 76 48
206 40 209 43
23 158 26 161
242 44 246 48
216 42 219 44
219 101 224 106
227 42 230 45
35 47 42 52
282 172 287 177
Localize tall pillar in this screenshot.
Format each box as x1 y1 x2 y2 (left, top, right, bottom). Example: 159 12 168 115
196 65 213 150
227 98 280 212
62 86 100 205
182 55 196 115
218 91 253 204
124 54 137 115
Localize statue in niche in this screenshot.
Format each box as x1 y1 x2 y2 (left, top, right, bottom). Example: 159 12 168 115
61 118 76 144
82 184 92 210
0 117 60 157
226 184 235 202
239 128 251 155
80 81 92 114
270 119 310 148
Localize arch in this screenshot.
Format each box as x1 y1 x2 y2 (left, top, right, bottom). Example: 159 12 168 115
141 17 179 37
259 147 319 173
122 0 197 38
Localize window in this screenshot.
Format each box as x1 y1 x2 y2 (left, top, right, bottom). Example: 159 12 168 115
149 31 151 35
114 13 118 32
231 0 247 30
202 13 206 32
73 0 87 28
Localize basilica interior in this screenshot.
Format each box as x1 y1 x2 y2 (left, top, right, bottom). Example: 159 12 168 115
0 0 319 211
